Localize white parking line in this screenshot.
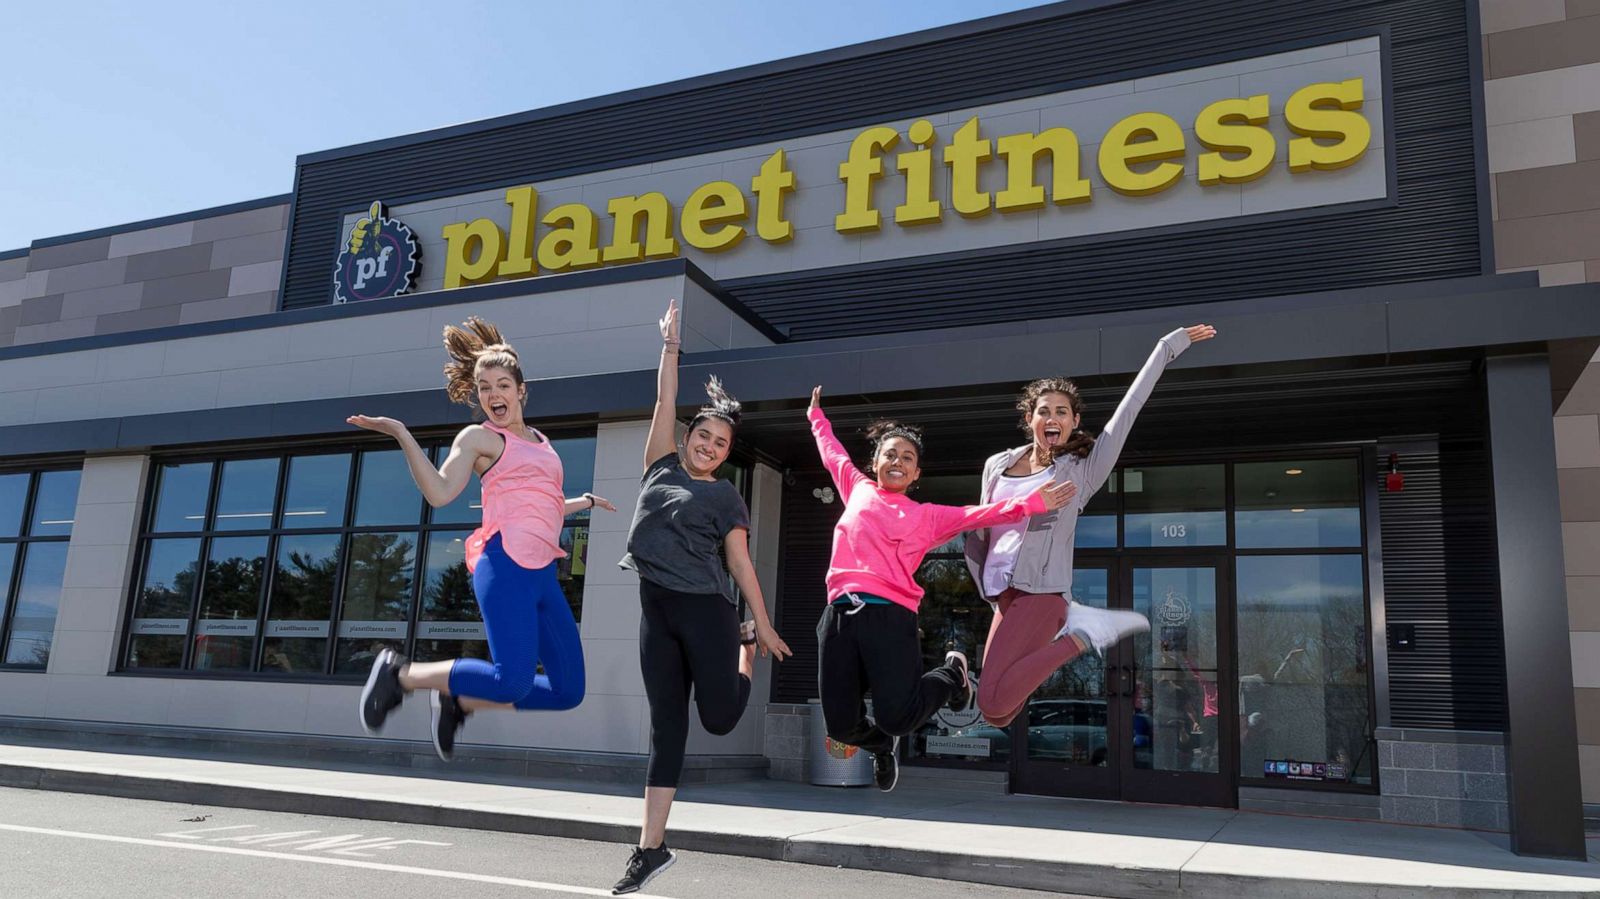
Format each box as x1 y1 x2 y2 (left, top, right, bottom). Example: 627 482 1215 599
0 823 674 898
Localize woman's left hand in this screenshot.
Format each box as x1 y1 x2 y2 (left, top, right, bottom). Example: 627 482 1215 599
756 622 792 661
1037 479 1079 511
1185 324 1217 343
588 493 618 512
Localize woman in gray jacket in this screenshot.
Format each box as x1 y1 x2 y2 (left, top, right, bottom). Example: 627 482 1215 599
963 325 1216 727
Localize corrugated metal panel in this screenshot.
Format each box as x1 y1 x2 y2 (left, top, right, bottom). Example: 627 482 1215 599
1379 440 1508 730
282 0 1480 319
772 470 836 704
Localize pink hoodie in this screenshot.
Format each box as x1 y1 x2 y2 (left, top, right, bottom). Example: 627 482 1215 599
809 406 1048 613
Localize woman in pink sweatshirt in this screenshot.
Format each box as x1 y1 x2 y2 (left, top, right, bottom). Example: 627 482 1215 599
807 386 1076 791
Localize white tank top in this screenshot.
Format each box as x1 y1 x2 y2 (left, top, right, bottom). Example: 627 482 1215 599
979 465 1054 596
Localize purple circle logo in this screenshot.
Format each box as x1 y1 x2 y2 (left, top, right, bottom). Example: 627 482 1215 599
333 201 419 303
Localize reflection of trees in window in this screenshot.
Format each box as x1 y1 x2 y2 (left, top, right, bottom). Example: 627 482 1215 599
273 545 339 620
202 553 265 619
141 562 200 618
423 558 475 620
345 533 417 619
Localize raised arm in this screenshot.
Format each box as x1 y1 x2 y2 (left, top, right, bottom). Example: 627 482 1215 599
347 416 484 508
807 387 868 501
924 479 1077 548
1079 325 1215 497
643 298 682 470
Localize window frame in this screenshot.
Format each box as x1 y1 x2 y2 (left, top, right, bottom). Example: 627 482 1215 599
118 429 598 681
0 463 84 672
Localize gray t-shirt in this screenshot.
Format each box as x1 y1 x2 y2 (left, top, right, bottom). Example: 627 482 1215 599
620 453 750 600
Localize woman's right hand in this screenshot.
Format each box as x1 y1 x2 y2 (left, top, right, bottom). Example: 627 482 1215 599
346 414 406 440
809 386 822 413
660 298 681 345
1184 324 1217 343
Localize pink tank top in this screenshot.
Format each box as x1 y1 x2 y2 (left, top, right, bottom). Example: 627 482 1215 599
464 422 567 573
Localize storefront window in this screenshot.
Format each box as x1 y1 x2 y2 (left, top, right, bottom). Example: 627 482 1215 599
1236 554 1372 786
124 434 595 678
1235 460 1361 549
0 467 80 670
1076 470 1118 548
1123 464 1226 547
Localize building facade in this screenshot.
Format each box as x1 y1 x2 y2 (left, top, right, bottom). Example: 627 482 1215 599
1 0 1595 859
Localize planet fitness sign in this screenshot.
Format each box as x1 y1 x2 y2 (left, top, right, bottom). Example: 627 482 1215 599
333 202 420 303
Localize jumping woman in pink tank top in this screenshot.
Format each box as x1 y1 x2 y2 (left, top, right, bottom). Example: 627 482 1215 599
347 317 616 760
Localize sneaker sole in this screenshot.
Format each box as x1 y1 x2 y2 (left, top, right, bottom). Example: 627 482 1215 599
616 851 676 894
879 737 900 792
358 652 390 736
429 692 451 761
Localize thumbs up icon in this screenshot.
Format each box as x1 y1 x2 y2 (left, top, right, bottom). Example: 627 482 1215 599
348 202 384 255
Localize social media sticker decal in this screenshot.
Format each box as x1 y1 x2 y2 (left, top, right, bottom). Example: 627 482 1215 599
333 201 420 303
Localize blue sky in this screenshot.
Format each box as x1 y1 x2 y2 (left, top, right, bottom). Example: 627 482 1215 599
0 0 1046 251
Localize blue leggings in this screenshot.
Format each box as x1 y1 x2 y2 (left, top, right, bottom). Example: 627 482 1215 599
447 534 585 710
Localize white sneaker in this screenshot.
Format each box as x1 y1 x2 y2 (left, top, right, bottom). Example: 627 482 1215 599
1055 601 1150 656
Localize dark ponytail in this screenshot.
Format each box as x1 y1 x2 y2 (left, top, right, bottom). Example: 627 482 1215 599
865 418 924 459
687 375 741 434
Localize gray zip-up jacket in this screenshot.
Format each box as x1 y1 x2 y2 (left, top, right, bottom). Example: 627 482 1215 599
963 328 1193 599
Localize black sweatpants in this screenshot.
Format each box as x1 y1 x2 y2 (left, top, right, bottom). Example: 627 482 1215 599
816 599 963 756
640 579 751 788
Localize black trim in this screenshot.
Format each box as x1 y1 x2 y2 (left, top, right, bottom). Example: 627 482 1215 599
0 247 28 261
1462 0 1496 274
27 194 291 250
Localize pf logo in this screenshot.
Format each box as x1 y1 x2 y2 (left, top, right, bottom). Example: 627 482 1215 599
333 201 419 303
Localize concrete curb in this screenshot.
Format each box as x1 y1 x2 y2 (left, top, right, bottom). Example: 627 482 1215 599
0 762 1588 898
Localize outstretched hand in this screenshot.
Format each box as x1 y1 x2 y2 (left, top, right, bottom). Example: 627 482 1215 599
588 493 618 513
346 414 406 439
809 386 822 413
1037 479 1078 511
1185 324 1217 343
660 298 680 344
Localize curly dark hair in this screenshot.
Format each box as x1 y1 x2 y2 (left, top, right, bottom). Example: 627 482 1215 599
1016 377 1095 459
865 418 924 460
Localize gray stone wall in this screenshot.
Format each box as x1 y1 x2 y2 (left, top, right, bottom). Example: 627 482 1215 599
764 703 811 782
1377 726 1509 830
0 202 287 347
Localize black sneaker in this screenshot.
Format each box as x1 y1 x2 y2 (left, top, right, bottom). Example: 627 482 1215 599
612 844 676 894
944 649 971 711
872 737 900 792
359 648 406 735
430 691 470 761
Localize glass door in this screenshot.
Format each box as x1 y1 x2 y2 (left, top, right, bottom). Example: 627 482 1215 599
1011 566 1118 799
1117 559 1234 807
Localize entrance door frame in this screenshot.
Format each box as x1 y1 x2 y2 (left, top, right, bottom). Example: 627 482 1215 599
1010 554 1238 809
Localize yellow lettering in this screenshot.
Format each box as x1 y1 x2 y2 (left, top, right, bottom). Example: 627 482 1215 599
681 181 748 252
603 193 678 264
994 128 1090 213
1195 95 1275 185
500 186 538 277
440 219 505 290
835 126 900 233
537 203 601 272
1286 78 1370 172
750 149 796 243
944 117 993 218
1098 112 1186 197
895 119 942 226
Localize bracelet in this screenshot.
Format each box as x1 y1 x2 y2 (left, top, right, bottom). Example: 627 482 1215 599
583 492 596 509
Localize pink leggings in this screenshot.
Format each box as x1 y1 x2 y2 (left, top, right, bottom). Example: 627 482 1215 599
977 589 1084 727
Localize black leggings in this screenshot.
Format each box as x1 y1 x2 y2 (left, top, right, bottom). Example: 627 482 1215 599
816 599 964 756
640 579 751 788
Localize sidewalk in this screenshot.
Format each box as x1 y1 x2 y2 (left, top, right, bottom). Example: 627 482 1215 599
1 739 1597 898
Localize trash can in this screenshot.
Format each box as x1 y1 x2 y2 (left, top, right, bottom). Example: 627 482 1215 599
808 698 874 786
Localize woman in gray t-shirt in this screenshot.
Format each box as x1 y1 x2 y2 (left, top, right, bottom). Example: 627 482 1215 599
610 298 792 896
